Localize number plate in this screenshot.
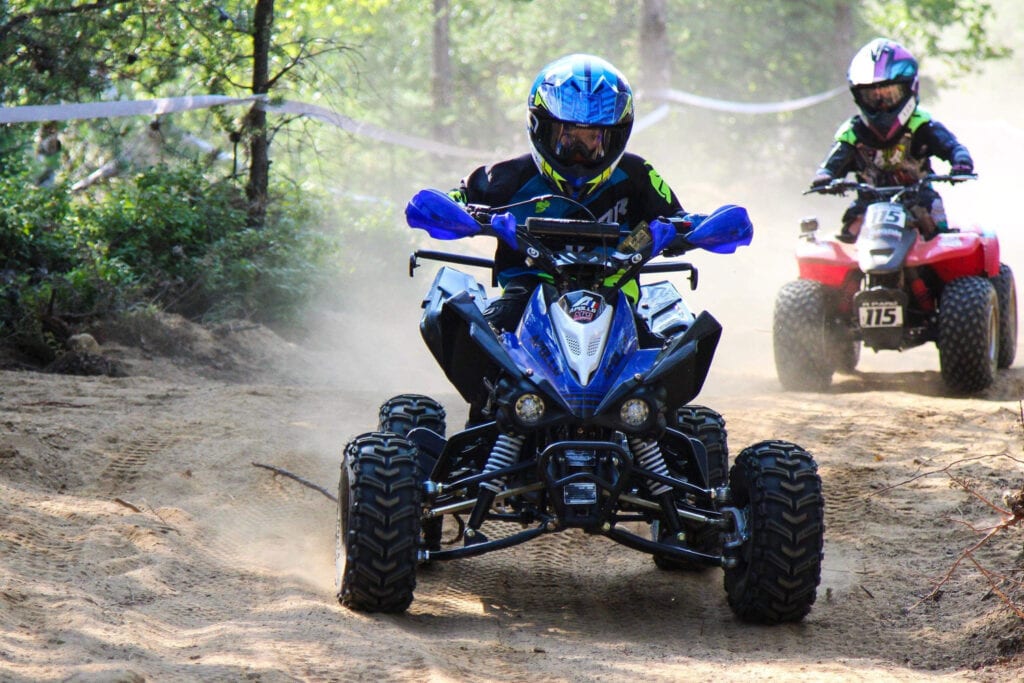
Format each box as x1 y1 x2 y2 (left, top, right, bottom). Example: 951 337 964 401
563 482 598 505
865 202 907 228
858 301 903 327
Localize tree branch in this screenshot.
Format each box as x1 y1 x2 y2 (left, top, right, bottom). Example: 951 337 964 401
252 461 337 502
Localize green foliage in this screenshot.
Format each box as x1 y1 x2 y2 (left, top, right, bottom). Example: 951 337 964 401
0 167 138 362
0 169 75 274
305 0 1011 201
0 162 389 362
80 164 249 287
198 184 346 325
866 0 1010 80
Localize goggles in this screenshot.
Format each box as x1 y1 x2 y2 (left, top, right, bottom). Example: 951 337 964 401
552 123 607 165
854 83 909 113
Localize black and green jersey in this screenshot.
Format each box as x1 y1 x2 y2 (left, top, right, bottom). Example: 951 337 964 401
816 108 973 187
455 153 686 285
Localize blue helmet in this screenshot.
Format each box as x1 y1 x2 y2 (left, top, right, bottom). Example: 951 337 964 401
527 54 634 200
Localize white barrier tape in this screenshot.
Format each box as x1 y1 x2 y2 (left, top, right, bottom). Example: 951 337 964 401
0 86 847 159
261 99 490 158
646 85 846 114
633 103 671 133
0 95 256 123
0 93 492 159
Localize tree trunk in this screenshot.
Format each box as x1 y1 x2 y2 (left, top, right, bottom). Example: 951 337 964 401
246 0 274 228
639 0 670 91
832 1 857 78
431 0 452 142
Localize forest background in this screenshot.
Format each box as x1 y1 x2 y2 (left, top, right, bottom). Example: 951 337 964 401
0 0 1018 367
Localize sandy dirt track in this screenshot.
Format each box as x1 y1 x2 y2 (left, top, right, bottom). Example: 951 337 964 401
1 289 1023 682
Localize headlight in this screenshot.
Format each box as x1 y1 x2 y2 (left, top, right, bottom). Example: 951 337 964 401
620 398 651 427
514 393 546 424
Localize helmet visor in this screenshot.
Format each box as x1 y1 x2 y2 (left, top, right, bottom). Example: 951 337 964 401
853 82 910 114
551 123 608 166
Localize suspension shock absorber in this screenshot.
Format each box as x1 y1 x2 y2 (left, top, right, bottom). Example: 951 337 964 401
465 433 525 544
629 436 684 538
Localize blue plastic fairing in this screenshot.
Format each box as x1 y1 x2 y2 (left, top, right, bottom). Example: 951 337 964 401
405 189 482 240
648 219 678 257
686 204 753 254
490 212 519 250
503 287 657 417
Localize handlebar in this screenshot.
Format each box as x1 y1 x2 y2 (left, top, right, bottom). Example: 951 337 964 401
405 189 752 297
804 173 977 199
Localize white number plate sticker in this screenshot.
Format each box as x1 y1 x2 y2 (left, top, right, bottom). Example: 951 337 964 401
859 301 903 327
865 202 907 228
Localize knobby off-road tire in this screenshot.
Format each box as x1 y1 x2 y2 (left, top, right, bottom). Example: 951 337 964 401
938 276 999 393
673 405 729 487
992 264 1017 369
378 394 446 555
724 440 824 624
773 279 834 391
378 394 447 437
336 432 422 613
654 406 729 571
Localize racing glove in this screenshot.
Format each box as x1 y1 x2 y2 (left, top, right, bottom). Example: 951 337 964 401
810 172 833 188
659 213 706 257
950 162 974 176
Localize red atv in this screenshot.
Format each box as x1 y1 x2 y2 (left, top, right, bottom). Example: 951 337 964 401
773 174 1017 393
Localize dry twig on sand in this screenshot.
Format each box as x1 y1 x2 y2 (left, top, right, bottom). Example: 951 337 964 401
252 461 338 502
901 400 1024 618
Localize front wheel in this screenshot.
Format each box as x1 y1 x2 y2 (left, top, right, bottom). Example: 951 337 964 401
938 276 999 393
724 440 824 624
336 432 422 613
773 280 835 391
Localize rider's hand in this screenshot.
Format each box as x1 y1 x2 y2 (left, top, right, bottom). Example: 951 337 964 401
950 163 974 177
810 173 833 188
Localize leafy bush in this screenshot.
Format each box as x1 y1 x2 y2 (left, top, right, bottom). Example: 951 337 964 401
0 162 397 364
78 163 249 293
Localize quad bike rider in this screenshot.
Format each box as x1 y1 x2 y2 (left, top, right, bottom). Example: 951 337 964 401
773 39 1016 392
336 54 825 624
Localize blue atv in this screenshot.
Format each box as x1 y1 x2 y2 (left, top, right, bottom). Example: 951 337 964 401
336 190 825 623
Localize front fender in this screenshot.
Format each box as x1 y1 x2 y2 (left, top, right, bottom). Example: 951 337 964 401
419 266 525 406
618 310 722 411
796 239 858 287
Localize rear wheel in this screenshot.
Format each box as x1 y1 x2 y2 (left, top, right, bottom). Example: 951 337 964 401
672 405 728 488
378 394 446 553
336 432 421 613
773 280 835 391
938 276 999 392
992 264 1017 369
724 440 824 624
654 406 728 571
378 394 447 437
832 338 861 374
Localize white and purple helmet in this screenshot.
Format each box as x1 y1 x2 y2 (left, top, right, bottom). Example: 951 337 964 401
847 38 920 141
